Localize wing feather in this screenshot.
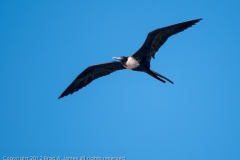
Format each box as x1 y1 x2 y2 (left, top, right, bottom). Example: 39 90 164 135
58 62 125 99
132 19 202 61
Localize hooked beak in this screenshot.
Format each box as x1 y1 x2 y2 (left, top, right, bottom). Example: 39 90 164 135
112 57 122 61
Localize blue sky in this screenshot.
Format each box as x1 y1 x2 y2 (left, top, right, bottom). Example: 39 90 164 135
1 0 240 159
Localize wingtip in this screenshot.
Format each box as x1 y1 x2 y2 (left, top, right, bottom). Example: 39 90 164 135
186 18 202 27
195 18 203 23
58 94 64 99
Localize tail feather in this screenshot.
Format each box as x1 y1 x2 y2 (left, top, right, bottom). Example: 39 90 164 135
147 69 174 84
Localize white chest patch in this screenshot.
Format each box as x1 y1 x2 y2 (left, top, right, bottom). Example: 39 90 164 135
125 57 140 70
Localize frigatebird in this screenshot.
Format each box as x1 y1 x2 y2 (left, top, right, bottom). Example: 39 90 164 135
58 18 202 99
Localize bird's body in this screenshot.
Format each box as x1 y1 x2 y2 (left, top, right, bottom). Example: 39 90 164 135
58 18 202 99
125 57 140 70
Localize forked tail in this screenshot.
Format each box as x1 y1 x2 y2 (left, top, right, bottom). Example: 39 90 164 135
147 69 174 84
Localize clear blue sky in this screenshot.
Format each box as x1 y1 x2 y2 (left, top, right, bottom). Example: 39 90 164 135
1 0 240 159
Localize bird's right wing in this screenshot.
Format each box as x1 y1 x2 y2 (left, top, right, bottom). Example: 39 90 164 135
58 61 125 99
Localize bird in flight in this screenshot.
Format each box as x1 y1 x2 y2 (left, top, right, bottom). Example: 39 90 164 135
58 18 202 99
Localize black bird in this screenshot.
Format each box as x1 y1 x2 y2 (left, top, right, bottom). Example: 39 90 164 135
58 18 202 99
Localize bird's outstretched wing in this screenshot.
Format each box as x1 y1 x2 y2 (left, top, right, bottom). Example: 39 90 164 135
58 62 125 99
132 19 202 60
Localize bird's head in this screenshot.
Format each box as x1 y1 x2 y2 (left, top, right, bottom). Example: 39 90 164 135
112 56 128 63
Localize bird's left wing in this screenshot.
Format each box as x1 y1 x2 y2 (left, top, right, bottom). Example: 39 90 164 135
58 62 125 99
132 19 202 60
